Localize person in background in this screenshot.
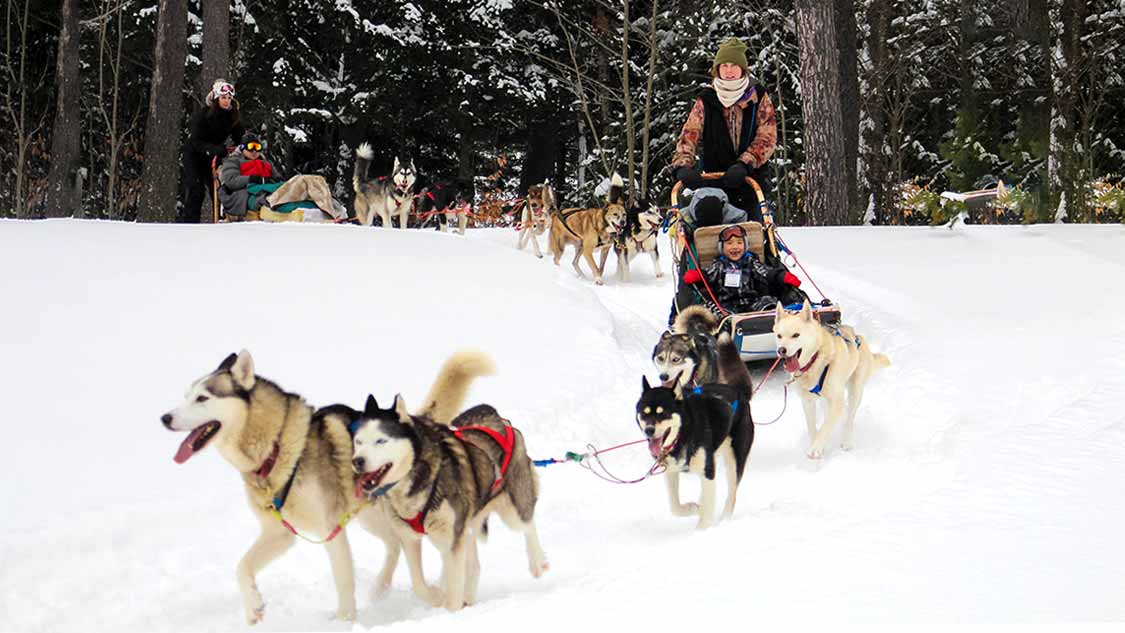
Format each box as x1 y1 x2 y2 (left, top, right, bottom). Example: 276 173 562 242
181 79 244 223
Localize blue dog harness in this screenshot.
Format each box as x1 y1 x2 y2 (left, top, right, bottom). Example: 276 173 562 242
807 327 862 396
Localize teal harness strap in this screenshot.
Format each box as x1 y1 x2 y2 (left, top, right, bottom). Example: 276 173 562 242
690 386 739 412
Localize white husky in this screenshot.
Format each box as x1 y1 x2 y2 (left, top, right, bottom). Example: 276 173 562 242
773 300 891 459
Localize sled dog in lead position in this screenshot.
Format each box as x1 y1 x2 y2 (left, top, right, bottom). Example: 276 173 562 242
159 349 492 623
773 300 891 459
353 142 417 228
637 330 754 529
351 390 549 611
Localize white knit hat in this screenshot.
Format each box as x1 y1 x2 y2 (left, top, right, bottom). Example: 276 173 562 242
205 79 235 107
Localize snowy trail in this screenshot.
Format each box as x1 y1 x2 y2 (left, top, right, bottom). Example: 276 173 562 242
2 220 1123 630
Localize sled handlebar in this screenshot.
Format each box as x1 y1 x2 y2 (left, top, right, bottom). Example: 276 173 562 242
671 172 771 226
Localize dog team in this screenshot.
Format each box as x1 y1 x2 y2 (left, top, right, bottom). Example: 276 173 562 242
352 145 663 286
160 292 888 624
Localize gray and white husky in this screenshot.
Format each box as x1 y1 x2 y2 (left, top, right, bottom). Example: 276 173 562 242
353 142 417 228
351 389 549 611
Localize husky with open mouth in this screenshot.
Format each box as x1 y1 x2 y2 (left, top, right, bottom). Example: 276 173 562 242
159 349 493 623
351 390 549 611
773 300 891 459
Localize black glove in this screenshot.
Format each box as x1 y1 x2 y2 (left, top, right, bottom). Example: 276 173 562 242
248 176 266 185
722 162 749 189
675 166 705 190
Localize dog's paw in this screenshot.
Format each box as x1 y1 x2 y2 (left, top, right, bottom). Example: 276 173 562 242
417 584 445 608
594 278 605 286
334 606 357 622
695 518 714 530
530 558 550 578
671 502 699 517
841 439 855 451
806 447 823 460
655 271 665 278
371 576 393 600
245 604 265 625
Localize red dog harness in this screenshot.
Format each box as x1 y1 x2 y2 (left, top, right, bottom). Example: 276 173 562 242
402 423 516 535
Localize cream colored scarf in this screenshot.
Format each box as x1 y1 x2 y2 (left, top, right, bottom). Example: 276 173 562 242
713 75 749 108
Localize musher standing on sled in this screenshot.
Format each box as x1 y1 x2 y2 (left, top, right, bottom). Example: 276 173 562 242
671 38 777 226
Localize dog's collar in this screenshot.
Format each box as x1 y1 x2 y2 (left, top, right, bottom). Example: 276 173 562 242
367 480 397 499
255 440 281 480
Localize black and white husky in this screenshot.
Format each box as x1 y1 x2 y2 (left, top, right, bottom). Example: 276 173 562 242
352 142 417 228
637 332 754 529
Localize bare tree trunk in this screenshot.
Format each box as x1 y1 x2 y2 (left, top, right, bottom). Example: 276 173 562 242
620 0 634 204
1049 0 1086 222
136 0 188 223
638 0 658 201
860 0 890 224
198 0 230 99
5 0 32 218
835 0 860 222
795 0 848 225
44 0 82 218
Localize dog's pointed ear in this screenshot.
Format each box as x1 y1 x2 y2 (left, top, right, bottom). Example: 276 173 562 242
642 375 652 392
231 349 255 390
775 301 786 321
392 394 411 423
365 394 379 416
217 352 238 372
661 330 673 341
800 299 813 322
393 156 400 172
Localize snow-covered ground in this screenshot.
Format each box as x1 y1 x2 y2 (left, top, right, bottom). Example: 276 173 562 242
2 219 1123 630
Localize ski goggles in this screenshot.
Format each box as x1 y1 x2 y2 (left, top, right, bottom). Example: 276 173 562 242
244 142 262 152
214 83 236 98
719 225 746 242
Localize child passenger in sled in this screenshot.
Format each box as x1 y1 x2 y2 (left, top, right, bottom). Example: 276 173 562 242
683 225 801 315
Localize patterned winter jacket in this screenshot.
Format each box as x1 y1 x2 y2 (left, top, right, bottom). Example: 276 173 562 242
700 251 786 315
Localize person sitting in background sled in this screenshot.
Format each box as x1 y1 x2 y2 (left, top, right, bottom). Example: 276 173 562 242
671 37 777 224
219 132 346 221
683 225 801 315
218 132 279 220
182 79 244 223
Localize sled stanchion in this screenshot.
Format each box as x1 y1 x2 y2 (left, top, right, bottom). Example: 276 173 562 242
773 230 830 304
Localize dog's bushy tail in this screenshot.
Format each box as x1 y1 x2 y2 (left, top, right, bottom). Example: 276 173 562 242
415 349 497 425
673 304 718 336
353 142 374 194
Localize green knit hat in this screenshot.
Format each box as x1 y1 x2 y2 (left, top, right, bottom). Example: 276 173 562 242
711 38 749 77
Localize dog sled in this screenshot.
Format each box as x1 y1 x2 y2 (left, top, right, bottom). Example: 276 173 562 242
669 173 841 361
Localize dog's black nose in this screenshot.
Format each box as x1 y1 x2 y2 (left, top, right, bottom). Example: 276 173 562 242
352 457 365 471
777 346 787 356
644 427 654 438
658 373 669 381
161 414 173 429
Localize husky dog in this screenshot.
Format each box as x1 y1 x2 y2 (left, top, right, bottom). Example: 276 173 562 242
600 201 664 282
417 178 472 235
653 305 729 392
548 173 627 285
516 181 557 258
159 349 492 623
353 142 417 228
773 300 891 459
351 393 549 611
636 337 754 529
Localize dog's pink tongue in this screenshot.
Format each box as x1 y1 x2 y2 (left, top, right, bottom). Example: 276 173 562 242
354 476 367 499
173 426 207 464
784 354 801 373
648 438 664 458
